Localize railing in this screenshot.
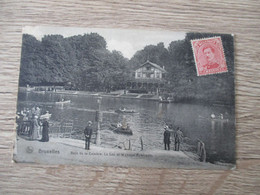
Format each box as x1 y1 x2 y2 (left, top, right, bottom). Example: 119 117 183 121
112 136 144 151
49 121 97 144
49 121 73 138
17 121 32 136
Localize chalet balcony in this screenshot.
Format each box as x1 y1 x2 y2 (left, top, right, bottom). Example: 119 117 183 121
127 77 166 84
140 70 155 73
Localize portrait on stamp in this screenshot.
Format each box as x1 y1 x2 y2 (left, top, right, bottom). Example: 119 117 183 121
13 27 235 170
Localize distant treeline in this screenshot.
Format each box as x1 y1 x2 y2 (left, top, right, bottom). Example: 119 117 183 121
19 32 234 104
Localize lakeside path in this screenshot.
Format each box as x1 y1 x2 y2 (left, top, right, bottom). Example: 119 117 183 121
14 137 232 170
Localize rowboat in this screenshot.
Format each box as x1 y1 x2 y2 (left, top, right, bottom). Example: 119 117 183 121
115 108 136 114
55 100 71 104
113 127 133 135
159 99 173 103
33 91 46 94
110 124 133 135
198 114 229 122
158 96 174 103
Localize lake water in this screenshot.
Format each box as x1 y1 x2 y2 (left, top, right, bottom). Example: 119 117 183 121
17 91 236 164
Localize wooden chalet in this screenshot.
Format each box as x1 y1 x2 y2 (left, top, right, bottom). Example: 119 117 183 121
127 60 167 93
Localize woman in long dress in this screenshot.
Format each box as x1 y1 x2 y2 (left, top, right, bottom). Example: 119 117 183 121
40 119 49 142
31 115 39 140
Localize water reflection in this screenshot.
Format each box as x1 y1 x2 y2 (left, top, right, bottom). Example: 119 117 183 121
17 91 235 163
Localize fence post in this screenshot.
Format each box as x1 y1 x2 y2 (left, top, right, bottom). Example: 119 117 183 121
140 136 143 151
128 139 131 150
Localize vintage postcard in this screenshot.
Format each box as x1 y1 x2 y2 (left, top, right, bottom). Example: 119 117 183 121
13 26 235 169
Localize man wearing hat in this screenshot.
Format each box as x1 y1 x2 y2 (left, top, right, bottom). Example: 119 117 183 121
84 121 93 150
163 125 171 150
174 127 183 151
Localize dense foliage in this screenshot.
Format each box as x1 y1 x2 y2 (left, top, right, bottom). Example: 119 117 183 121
20 33 129 91
19 32 234 104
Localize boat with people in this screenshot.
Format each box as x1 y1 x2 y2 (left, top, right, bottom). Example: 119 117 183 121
110 123 133 135
198 113 229 122
115 107 136 114
113 127 133 135
159 99 174 103
158 96 174 103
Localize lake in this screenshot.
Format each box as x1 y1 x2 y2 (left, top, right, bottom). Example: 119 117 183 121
17 91 236 164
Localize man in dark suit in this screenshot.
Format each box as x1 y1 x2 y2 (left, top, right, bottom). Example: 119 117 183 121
203 47 219 69
84 121 93 150
163 126 171 150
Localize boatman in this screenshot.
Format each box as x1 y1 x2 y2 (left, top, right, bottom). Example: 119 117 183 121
163 125 171 150
84 121 93 150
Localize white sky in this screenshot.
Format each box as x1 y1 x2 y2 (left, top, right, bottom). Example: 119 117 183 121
23 26 185 59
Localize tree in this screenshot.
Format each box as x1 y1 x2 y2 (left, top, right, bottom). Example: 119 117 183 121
19 32 234 104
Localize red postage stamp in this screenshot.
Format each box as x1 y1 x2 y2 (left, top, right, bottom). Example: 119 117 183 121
191 37 228 76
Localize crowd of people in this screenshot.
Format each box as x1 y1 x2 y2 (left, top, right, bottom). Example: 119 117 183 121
16 106 49 142
16 106 183 152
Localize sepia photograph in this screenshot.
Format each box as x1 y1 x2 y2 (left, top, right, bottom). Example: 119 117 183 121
13 26 235 169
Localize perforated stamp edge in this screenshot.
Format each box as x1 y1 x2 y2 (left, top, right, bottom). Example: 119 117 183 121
191 36 228 76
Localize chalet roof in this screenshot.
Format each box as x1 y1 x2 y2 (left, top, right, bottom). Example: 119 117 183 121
135 60 166 73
